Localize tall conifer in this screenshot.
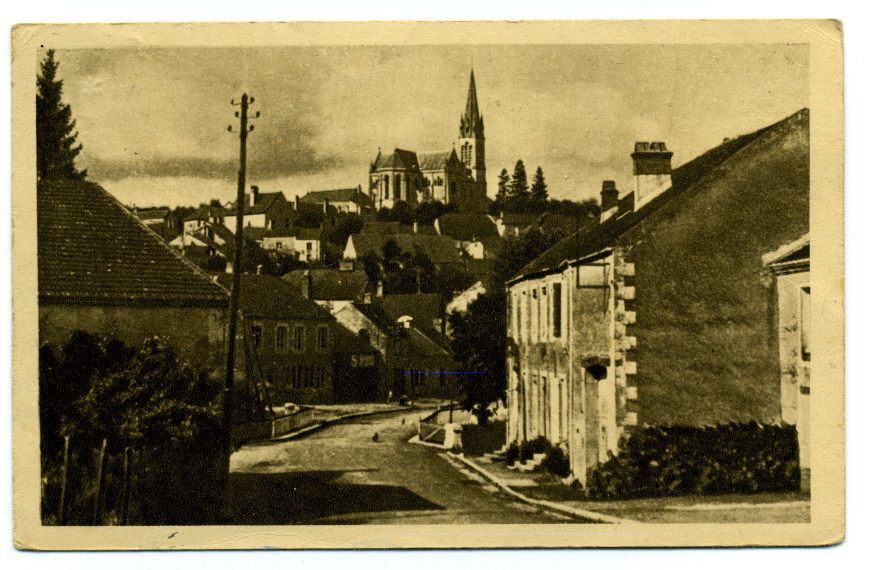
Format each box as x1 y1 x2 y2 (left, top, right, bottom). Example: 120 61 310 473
37 50 86 181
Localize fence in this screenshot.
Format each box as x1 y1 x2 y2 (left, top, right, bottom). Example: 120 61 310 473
42 435 227 526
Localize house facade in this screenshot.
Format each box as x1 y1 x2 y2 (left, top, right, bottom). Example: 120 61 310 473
506 109 810 484
764 234 811 490
38 180 229 374
225 186 294 234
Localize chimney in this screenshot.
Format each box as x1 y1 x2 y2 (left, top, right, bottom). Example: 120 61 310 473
323 198 330 214
250 185 259 206
599 180 619 222
294 195 300 211
631 142 673 209
302 269 312 299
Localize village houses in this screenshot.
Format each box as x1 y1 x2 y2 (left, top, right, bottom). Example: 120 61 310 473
505 109 810 485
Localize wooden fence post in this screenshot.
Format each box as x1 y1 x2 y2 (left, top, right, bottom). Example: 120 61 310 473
92 438 107 525
57 435 70 525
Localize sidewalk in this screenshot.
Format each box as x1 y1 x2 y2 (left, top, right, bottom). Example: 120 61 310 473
454 452 810 524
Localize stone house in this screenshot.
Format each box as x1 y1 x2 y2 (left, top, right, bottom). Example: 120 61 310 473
221 274 337 406
764 234 811 490
38 179 229 373
299 186 374 215
505 109 809 484
225 185 294 234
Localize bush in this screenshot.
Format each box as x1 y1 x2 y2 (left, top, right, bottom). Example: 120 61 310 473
541 446 571 478
505 442 520 465
586 422 801 500
519 436 551 462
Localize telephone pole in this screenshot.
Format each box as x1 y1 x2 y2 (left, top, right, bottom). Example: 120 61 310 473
223 93 259 458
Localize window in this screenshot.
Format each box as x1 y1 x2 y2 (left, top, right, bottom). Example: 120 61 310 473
291 366 300 389
294 325 305 352
250 323 263 351
384 175 390 199
395 174 402 200
318 368 328 389
552 283 562 338
317 326 329 351
306 242 312 251
275 324 288 352
276 241 283 250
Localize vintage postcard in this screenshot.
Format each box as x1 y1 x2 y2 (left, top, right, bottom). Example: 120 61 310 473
11 20 843 549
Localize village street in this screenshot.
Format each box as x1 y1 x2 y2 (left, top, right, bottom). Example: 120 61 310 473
222 409 575 524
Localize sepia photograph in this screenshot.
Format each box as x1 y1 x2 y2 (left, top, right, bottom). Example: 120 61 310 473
10 20 844 549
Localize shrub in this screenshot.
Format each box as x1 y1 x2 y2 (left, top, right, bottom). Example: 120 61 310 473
505 442 520 465
586 422 800 500
541 446 571 478
519 436 551 462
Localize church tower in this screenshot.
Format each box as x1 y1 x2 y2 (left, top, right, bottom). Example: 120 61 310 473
457 69 487 202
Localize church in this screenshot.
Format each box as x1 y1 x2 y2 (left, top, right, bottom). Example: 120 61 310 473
368 70 488 213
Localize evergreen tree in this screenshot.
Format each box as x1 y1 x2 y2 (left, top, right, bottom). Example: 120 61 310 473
495 168 510 205
509 159 529 201
36 50 86 181
530 165 548 203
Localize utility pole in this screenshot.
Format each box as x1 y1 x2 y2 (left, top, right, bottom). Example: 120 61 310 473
223 93 259 458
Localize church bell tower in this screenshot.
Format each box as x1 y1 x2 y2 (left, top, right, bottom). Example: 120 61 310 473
457 69 487 202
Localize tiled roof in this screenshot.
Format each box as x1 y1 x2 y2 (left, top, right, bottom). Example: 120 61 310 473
436 213 499 241
217 274 333 321
380 293 443 327
292 227 322 241
133 207 170 221
350 301 451 358
227 191 287 216
283 268 370 301
511 109 807 283
371 148 421 172
349 234 462 265
300 187 373 207
417 150 455 171
351 301 398 332
38 179 229 307
332 323 378 355
360 221 407 235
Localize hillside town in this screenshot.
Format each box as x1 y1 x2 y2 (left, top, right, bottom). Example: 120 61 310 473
36 48 811 525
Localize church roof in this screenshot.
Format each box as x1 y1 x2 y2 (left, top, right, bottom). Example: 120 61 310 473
418 150 456 171
371 148 421 172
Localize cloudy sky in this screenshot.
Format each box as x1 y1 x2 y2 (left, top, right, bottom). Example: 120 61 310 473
52 44 808 208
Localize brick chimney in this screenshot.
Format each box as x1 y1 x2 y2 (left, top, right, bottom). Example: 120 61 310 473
302 269 312 299
600 180 619 222
250 185 260 206
631 142 673 209
294 195 300 211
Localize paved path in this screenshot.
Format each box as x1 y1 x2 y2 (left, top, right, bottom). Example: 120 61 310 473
223 409 571 524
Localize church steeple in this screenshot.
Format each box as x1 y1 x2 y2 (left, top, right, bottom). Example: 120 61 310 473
457 68 487 209
460 69 484 138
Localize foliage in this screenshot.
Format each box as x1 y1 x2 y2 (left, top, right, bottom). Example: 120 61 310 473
447 290 508 424
493 226 569 286
493 168 511 212
509 159 529 202
320 212 364 264
293 207 325 229
586 423 801 499
519 435 552 462
203 255 228 273
530 166 548 203
414 200 454 225
376 201 414 225
41 333 221 453
505 442 520 465
541 445 571 477
37 50 86 181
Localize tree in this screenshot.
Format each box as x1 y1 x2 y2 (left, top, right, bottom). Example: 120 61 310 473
509 160 529 202
448 291 508 425
530 166 548 203
36 50 86 181
493 168 511 212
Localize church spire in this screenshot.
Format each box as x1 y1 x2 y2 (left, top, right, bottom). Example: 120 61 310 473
460 69 484 138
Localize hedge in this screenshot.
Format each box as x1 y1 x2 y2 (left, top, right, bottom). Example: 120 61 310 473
586 422 800 499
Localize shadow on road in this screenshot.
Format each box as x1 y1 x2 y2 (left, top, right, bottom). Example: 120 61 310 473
221 470 445 524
